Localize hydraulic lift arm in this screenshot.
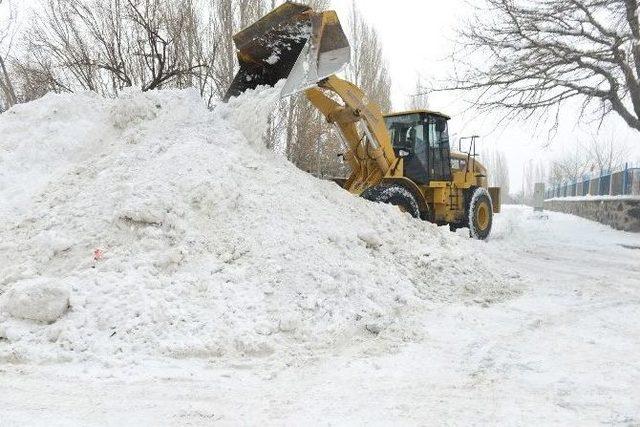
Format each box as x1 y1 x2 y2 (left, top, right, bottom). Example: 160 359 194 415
305 75 399 193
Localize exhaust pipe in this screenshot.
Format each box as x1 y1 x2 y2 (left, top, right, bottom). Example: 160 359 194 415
224 2 351 101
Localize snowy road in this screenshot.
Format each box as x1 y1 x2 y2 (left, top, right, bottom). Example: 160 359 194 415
2 205 640 426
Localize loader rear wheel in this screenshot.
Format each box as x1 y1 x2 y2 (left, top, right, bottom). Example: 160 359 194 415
362 184 420 219
467 187 493 240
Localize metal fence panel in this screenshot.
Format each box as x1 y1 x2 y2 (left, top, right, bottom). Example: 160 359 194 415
545 164 640 199
599 174 611 195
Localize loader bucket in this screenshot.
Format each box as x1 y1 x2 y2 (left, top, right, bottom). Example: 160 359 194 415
224 2 350 101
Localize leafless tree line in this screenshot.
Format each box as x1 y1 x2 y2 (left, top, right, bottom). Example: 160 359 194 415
345 0 391 113
408 76 429 111
481 149 511 195
450 0 640 136
549 135 630 185
0 0 217 108
0 0 392 177
503 135 629 201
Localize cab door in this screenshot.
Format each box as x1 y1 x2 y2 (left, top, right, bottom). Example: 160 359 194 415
426 116 452 182
387 119 429 185
403 123 429 185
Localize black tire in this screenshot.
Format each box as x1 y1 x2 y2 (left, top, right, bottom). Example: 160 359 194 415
466 187 493 240
362 184 421 218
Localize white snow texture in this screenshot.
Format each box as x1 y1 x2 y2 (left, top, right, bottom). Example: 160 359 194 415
0 85 517 364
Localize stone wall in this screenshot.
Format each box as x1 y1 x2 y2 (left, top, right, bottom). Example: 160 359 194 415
545 198 640 232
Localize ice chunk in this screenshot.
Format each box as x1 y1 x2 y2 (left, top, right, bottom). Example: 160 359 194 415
3 278 70 324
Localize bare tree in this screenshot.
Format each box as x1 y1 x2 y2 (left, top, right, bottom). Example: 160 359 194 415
346 0 392 112
408 76 430 110
210 0 265 99
0 0 17 111
174 0 219 106
17 0 217 99
450 0 640 135
585 133 630 171
481 149 511 194
550 147 587 184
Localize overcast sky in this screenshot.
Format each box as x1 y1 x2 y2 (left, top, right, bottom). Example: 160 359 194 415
333 0 640 192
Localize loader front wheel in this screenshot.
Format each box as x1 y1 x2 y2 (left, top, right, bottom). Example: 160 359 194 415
467 188 493 240
362 184 420 219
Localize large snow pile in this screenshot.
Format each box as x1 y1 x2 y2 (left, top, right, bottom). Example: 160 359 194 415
0 85 517 364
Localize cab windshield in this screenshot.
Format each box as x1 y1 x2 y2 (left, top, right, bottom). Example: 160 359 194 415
384 113 428 184
384 112 452 183
384 114 426 152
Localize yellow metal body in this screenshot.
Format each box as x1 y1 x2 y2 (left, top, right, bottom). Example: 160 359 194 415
306 75 500 226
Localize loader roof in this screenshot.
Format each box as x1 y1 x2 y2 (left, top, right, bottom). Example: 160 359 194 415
384 109 451 120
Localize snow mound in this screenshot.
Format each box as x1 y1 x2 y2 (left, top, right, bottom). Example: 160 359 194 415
0 85 518 364
2 278 70 324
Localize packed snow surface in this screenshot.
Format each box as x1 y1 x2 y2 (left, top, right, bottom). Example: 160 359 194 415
0 85 516 364
2 206 639 425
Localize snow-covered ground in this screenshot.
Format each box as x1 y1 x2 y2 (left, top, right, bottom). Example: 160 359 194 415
1 89 639 425
2 206 639 425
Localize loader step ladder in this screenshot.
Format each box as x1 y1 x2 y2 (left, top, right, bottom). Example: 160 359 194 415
448 184 460 210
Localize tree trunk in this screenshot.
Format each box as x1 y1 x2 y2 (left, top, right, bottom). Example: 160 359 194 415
0 55 17 108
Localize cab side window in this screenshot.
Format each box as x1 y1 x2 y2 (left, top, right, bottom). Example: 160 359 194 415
428 122 439 148
427 118 449 147
450 159 467 171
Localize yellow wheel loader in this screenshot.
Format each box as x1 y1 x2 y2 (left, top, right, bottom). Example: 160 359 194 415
225 2 501 239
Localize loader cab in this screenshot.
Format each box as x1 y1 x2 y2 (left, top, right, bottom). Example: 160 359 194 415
384 111 452 185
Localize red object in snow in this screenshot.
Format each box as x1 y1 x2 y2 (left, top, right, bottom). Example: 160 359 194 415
93 249 104 261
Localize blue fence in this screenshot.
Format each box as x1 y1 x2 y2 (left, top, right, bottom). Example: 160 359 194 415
545 162 640 199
